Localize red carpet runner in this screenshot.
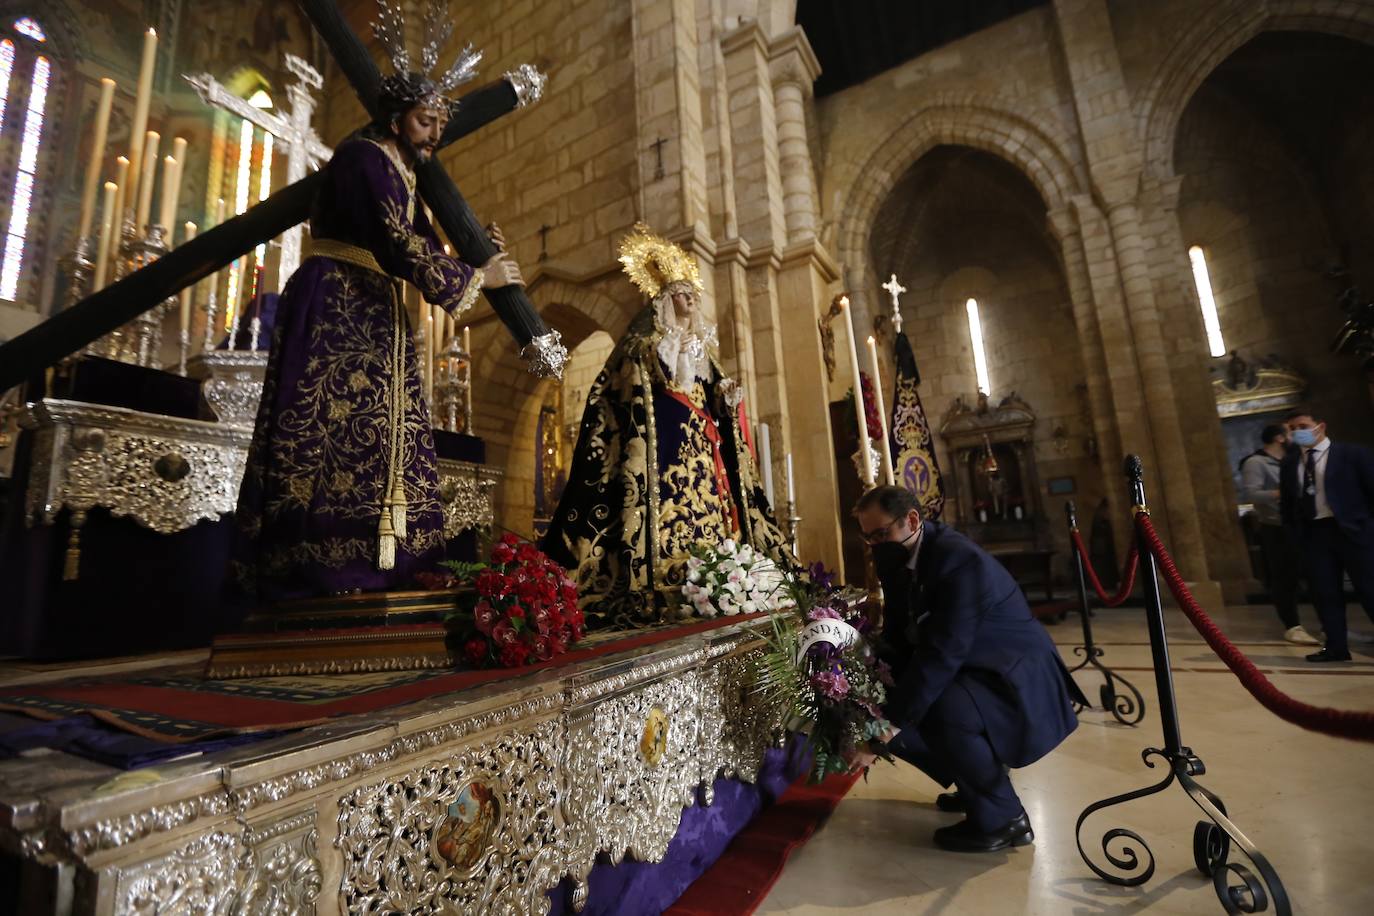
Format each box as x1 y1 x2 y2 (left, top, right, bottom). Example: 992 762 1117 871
665 768 864 915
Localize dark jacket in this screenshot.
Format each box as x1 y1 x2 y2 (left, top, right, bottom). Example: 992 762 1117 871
1280 441 1374 544
877 521 1085 768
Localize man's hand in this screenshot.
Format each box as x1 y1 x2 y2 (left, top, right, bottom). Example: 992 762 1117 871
845 748 878 771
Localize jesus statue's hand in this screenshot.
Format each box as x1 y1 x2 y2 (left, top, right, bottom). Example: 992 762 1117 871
481 252 524 289
485 223 507 253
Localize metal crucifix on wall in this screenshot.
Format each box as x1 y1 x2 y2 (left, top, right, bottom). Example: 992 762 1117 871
184 53 332 282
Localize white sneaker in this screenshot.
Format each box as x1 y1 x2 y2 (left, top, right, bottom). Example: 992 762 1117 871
1284 626 1321 646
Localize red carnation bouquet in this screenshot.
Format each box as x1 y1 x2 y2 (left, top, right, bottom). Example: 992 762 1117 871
418 533 586 669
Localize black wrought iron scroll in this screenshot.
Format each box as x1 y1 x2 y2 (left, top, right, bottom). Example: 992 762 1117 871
1074 456 1291 915
1065 500 1145 726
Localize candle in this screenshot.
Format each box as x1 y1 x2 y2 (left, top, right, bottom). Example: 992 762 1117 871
76 78 116 246
179 221 196 333
786 453 796 503
107 156 130 269
759 423 775 506
125 28 158 227
839 296 875 486
158 155 180 231
866 335 896 486
91 181 118 290
134 130 159 233
462 325 470 355
168 137 187 230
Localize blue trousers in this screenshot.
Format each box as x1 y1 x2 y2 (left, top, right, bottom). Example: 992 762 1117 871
1302 519 1374 656
889 676 1023 831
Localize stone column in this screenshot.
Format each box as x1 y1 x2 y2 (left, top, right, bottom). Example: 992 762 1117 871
770 28 821 241
1048 204 1131 558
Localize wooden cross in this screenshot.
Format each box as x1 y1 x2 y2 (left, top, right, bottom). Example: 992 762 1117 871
882 273 907 334
184 53 331 281
649 136 668 180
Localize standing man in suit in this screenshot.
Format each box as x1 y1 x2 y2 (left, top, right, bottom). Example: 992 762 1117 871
1280 410 1374 662
846 486 1086 852
1240 424 1320 645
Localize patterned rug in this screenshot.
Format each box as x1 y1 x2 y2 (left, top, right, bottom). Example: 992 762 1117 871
0 615 761 742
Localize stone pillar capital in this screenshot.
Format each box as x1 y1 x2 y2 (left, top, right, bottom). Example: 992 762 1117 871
767 27 822 95
1046 204 1081 243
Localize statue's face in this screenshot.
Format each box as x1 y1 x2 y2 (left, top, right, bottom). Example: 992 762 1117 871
668 284 696 320
393 105 449 164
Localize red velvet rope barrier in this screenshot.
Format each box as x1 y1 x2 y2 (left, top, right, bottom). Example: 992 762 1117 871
1069 527 1139 607
1135 512 1374 743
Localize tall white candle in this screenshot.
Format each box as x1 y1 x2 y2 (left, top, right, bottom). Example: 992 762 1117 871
866 335 896 486
107 156 130 268
134 130 159 232
76 78 116 246
125 28 157 229
179 221 196 333
759 422 775 505
158 155 180 232
91 181 118 290
786 453 795 503
839 296 875 486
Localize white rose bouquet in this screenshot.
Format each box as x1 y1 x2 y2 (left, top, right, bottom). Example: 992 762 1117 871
679 539 791 618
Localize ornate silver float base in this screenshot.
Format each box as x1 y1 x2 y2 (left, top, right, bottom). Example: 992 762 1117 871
0 620 785 915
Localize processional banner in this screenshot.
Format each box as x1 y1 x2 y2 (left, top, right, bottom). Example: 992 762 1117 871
890 330 946 519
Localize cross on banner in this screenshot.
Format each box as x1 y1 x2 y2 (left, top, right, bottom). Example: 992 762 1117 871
882 273 907 334
185 53 332 280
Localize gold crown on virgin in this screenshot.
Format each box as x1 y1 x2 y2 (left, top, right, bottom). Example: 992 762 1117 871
372 0 482 114
617 223 703 300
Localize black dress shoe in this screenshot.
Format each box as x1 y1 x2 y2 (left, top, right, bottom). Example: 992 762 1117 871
1307 649 1352 663
933 812 1034 852
936 791 966 813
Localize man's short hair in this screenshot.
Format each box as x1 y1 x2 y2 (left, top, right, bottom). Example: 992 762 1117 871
853 485 919 518
1285 408 1322 423
1260 424 1287 445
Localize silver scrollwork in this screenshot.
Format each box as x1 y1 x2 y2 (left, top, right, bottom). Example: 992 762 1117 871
336 719 563 915
114 832 241 916
435 459 503 537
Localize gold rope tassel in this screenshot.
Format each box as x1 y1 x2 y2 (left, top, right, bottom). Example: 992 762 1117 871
378 497 397 571
390 475 408 540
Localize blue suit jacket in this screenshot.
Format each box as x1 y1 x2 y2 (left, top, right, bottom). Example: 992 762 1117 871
1280 441 1374 544
878 522 1084 768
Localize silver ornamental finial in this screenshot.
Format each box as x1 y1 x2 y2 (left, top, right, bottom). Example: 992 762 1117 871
882 273 907 334
521 330 568 379
504 64 548 107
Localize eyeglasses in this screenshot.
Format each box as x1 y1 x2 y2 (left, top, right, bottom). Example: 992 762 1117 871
859 518 902 545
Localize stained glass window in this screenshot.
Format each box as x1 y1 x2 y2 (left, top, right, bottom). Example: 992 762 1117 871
1188 246 1226 358
0 40 14 133
13 18 44 42
966 298 991 395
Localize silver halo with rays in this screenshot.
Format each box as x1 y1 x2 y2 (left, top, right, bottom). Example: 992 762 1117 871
372 0 483 113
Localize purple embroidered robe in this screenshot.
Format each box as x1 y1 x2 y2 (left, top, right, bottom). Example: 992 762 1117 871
233 138 482 603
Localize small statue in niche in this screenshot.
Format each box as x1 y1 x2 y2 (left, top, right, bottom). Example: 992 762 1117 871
1225 350 1255 390
817 294 845 382
989 473 1008 519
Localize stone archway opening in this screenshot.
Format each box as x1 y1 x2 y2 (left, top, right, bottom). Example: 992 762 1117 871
1174 31 1374 504
864 145 1105 594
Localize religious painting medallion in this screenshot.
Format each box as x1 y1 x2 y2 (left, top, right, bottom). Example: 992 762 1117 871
432 780 501 874
640 706 670 767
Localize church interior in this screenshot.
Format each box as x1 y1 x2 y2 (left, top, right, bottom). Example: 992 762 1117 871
0 0 1372 913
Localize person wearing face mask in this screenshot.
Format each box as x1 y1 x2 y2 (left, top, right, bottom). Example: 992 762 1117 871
1240 424 1319 645
848 485 1086 852
1280 410 1374 662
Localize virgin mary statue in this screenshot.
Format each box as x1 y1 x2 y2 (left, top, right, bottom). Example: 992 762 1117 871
542 225 792 629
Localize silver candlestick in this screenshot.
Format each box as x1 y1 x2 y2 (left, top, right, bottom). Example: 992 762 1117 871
178 329 191 377
785 498 801 558
203 279 220 351
250 315 262 352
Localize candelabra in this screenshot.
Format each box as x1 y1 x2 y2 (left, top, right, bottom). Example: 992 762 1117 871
90 218 175 367
433 336 473 433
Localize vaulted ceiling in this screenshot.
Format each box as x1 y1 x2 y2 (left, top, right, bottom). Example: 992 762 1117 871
795 0 1048 97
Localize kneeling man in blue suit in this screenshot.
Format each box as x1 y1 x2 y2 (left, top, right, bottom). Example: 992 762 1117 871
848 486 1086 852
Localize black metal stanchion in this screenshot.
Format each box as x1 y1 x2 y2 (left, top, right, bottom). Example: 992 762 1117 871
1065 500 1145 726
1074 456 1290 915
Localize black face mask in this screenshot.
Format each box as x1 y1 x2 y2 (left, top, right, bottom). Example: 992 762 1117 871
871 528 919 580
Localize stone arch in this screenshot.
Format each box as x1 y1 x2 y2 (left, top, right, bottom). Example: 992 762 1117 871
1138 0 1374 179
833 93 1082 325
476 275 638 535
